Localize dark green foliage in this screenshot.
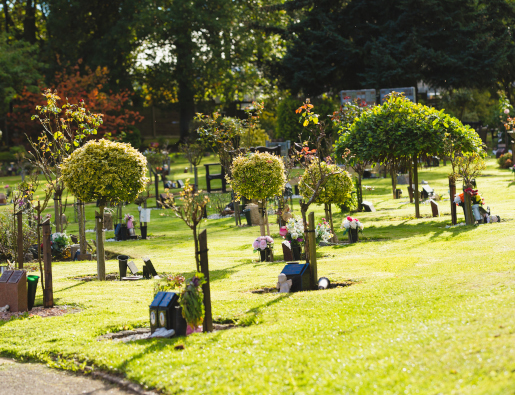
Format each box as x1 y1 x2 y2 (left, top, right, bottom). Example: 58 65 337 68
122 126 142 149
276 96 335 141
276 0 515 95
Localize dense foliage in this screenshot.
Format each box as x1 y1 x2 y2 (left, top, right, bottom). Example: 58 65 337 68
229 152 286 201
60 139 148 204
299 161 353 206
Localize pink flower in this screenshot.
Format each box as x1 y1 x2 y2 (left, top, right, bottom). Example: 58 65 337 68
259 240 267 250
252 240 259 249
505 108 510 114
265 236 273 243
346 216 353 221
279 226 287 237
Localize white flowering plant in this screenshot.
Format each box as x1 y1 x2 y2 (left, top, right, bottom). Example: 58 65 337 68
315 218 333 245
341 216 364 234
279 215 304 247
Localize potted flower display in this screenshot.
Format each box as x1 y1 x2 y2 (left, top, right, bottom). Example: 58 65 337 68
315 218 333 245
341 216 364 243
49 232 72 259
454 188 485 222
252 235 274 262
279 215 304 260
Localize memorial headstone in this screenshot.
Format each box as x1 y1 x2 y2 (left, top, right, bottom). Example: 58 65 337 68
0 270 27 312
396 174 409 185
143 258 158 277
127 261 139 275
421 185 434 199
0 193 6 205
430 200 440 217
362 201 376 212
280 263 310 292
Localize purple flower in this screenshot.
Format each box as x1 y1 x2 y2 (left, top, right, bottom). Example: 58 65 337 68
297 237 303 242
252 240 259 249
265 236 273 243
192 277 200 287
259 240 267 250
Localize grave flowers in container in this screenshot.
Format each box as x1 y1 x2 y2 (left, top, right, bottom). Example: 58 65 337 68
280 215 304 260
341 216 364 243
253 235 274 262
124 213 136 238
50 232 72 259
315 218 333 245
454 189 485 222
180 273 207 334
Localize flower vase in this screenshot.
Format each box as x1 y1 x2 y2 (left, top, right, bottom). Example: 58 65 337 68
141 225 147 240
282 243 293 262
292 244 302 260
348 228 359 243
120 224 128 241
260 247 271 262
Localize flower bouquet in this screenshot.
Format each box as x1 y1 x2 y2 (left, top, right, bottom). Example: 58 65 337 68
454 189 486 222
341 216 364 243
49 232 72 259
280 215 304 260
315 218 333 245
253 235 274 262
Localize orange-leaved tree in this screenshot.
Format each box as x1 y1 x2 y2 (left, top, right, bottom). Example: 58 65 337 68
8 63 143 145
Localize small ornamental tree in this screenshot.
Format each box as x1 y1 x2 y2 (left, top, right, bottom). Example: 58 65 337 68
228 152 286 237
299 161 353 237
60 139 148 280
335 93 484 218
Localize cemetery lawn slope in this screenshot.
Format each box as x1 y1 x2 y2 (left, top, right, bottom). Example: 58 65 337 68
0 158 514 394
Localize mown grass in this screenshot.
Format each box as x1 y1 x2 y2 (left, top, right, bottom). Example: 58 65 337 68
0 156 514 394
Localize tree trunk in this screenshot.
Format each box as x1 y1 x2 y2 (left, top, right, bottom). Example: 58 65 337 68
17 211 23 269
258 200 266 237
449 178 457 225
37 203 45 294
413 154 420 218
408 163 413 203
307 212 318 290
53 194 60 233
356 173 363 212
198 229 213 333
42 220 53 308
23 0 36 44
390 167 397 199
193 224 200 272
301 202 309 263
95 206 106 280
78 200 87 258
177 33 195 142
463 185 474 226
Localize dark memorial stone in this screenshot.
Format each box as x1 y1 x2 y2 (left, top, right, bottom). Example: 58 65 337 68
430 200 440 217
127 261 139 275
0 270 27 312
282 243 293 262
149 292 166 333
177 180 185 188
362 201 375 212
143 258 158 277
158 292 179 331
281 263 310 292
421 185 434 199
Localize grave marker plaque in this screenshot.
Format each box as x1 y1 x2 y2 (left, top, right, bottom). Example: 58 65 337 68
362 201 376 212
281 263 310 292
0 270 27 312
430 200 440 217
127 261 139 275
143 258 158 277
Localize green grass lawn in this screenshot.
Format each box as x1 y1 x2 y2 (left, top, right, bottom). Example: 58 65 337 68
1 156 514 394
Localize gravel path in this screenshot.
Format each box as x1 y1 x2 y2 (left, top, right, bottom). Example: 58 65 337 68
0 357 140 395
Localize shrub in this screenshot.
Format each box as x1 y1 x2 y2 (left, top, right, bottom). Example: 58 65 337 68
60 139 148 204
498 152 513 169
299 161 353 206
0 208 37 263
229 152 286 200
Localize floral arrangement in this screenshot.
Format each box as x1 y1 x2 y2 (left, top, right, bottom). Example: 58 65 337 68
124 213 135 228
154 274 186 295
228 152 286 201
315 219 333 244
280 215 304 247
50 232 72 258
179 273 207 328
4 185 11 197
252 235 274 252
454 189 485 206
341 216 364 234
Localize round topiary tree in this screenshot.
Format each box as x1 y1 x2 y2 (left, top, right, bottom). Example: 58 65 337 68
228 152 286 237
299 161 353 238
60 139 148 280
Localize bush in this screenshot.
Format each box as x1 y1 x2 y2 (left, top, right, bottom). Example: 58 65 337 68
0 208 37 263
276 97 335 141
498 152 513 169
60 139 148 204
299 161 353 205
229 152 286 200
122 126 142 149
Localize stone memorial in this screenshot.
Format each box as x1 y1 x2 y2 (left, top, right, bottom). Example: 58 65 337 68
280 263 310 293
247 203 261 226
127 261 139 275
0 193 6 205
362 201 376 212
396 174 409 185
276 273 292 293
430 200 440 217
143 258 158 277
339 89 377 105
0 270 27 312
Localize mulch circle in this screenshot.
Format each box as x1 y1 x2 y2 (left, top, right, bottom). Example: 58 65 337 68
249 281 355 294
73 273 119 282
98 323 236 343
0 305 81 321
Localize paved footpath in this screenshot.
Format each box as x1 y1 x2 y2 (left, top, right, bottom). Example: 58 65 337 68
0 358 137 395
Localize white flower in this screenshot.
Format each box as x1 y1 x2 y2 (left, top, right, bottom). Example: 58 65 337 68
350 221 357 229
